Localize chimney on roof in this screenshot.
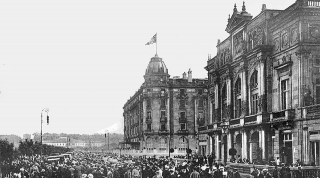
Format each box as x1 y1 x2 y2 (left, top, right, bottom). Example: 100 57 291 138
182 72 187 79
217 39 221 45
262 4 266 11
188 69 192 83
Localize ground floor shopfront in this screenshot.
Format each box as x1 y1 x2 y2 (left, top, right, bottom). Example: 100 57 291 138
199 110 320 166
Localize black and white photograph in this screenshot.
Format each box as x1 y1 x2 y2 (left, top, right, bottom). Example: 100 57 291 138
0 0 320 177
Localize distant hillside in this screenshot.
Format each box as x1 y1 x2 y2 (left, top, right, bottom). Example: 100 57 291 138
33 133 123 145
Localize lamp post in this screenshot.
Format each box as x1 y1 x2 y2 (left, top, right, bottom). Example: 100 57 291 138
41 108 49 145
220 119 229 164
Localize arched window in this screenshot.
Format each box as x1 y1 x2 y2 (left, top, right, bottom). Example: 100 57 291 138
250 70 259 115
222 85 227 119
159 137 167 151
146 137 153 151
250 70 258 89
235 78 242 118
178 137 188 152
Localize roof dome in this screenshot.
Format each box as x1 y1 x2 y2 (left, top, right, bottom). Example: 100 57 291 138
145 54 168 75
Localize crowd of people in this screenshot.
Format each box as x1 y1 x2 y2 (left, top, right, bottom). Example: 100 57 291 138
0 151 307 178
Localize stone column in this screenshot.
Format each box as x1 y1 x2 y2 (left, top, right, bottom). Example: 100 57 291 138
303 128 309 164
274 130 280 160
242 129 248 159
260 129 266 159
228 132 232 161
216 135 220 160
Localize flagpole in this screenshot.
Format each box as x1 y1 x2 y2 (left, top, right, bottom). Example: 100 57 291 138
156 33 158 55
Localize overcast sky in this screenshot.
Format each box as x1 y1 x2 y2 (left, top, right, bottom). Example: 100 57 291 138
0 0 294 137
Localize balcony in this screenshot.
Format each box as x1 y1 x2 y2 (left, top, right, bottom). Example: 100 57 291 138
144 130 155 135
244 115 257 126
229 118 241 128
301 104 320 119
158 129 169 135
179 117 187 123
198 126 207 132
160 117 167 123
271 109 295 123
146 117 152 123
308 0 320 7
177 129 189 135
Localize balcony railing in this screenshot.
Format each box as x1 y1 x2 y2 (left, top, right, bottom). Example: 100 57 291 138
177 130 189 135
144 130 154 135
198 126 207 132
146 117 152 123
308 0 320 7
272 109 295 122
158 129 169 135
179 117 187 123
301 104 320 119
244 115 257 125
160 117 167 123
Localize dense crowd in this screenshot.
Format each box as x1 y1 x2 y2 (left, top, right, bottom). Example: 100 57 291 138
0 151 306 178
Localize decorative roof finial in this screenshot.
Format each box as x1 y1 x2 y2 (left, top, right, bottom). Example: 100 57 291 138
228 14 231 22
242 1 246 13
233 4 238 13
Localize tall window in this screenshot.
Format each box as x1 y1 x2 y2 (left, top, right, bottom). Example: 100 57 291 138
147 124 151 131
199 99 204 107
146 138 153 150
235 99 242 118
161 99 166 107
179 137 188 151
250 71 258 89
198 89 203 95
159 138 167 151
160 123 166 131
281 79 289 110
180 89 185 96
180 123 186 130
147 111 151 119
235 78 242 118
180 111 186 119
251 94 259 114
147 99 151 108
250 70 259 114
161 111 166 118
222 85 227 119
180 99 186 108
316 78 320 104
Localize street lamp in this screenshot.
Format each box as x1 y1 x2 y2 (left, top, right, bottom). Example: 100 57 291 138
41 108 49 145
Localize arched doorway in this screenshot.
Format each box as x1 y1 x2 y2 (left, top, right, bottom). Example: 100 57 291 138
178 136 188 153
235 134 242 162
250 132 259 163
222 135 228 163
146 137 153 153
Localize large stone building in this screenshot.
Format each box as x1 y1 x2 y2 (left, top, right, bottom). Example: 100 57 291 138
123 54 208 155
202 0 320 166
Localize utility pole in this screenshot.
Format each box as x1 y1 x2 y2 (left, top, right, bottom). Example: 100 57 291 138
40 108 49 156
108 132 110 151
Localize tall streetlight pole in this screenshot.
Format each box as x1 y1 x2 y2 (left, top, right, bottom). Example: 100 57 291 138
41 108 49 145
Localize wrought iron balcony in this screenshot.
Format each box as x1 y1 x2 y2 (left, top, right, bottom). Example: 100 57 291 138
158 129 169 135
177 129 189 135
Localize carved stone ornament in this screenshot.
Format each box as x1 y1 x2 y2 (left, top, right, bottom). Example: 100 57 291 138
248 56 261 72
281 31 289 48
274 37 280 51
291 27 299 43
309 24 320 39
233 31 243 56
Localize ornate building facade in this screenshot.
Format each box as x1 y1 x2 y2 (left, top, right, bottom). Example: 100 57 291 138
203 0 320 166
123 55 208 155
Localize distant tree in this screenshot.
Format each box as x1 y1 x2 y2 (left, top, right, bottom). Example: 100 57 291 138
0 139 15 162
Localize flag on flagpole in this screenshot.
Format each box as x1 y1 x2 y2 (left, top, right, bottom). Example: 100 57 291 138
145 33 157 45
